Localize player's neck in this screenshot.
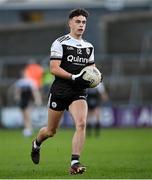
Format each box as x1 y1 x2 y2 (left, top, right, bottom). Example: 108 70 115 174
69 33 82 40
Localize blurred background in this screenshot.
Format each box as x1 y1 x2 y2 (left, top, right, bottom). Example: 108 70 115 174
0 0 152 129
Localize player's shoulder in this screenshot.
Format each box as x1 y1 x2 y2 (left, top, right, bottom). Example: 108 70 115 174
56 34 71 43
51 34 71 47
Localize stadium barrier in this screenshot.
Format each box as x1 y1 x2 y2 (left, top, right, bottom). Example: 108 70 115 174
1 105 152 129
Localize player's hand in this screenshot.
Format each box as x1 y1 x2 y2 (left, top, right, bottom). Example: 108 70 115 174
71 71 90 89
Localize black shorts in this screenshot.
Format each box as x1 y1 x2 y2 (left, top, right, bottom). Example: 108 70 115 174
48 92 87 111
19 89 33 110
19 99 30 109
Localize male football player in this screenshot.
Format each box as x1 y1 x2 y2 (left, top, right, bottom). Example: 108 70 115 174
31 8 97 175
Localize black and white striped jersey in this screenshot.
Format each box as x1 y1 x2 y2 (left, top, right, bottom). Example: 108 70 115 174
49 34 95 97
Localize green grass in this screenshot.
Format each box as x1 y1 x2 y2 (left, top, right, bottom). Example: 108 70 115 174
0 128 152 179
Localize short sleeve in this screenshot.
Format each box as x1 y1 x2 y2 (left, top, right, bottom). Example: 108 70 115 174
50 40 63 60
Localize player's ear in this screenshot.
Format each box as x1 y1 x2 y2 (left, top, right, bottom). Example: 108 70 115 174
68 19 72 28
68 20 70 27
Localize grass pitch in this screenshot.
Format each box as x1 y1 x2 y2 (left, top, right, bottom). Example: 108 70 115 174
0 128 152 179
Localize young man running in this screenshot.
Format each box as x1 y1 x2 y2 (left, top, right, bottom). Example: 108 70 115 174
31 8 96 175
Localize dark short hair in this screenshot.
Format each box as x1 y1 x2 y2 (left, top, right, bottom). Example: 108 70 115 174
69 8 89 19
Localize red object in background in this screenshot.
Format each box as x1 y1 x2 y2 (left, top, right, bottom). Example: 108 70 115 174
24 63 44 88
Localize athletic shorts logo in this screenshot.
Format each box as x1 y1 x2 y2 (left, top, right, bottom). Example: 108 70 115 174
52 102 57 108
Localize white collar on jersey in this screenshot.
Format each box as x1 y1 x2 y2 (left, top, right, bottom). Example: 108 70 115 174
68 34 83 43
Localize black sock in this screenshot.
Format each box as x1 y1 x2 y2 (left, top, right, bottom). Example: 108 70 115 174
36 139 41 146
71 154 80 161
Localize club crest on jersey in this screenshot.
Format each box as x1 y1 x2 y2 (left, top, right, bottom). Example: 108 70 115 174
86 48 90 55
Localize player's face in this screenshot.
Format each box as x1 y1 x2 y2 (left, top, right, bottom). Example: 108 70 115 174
69 15 87 39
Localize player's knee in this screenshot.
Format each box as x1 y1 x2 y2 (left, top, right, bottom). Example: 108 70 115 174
76 119 86 131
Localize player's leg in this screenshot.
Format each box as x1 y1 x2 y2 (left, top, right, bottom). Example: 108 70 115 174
20 97 33 137
31 108 63 164
69 99 88 174
22 106 33 137
37 108 63 142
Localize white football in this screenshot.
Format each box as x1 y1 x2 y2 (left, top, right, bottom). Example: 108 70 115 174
81 66 102 88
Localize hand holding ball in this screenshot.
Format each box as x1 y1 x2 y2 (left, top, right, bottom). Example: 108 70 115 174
81 66 102 88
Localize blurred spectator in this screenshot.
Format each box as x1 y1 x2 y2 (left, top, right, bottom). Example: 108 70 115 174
87 82 109 137
42 67 54 102
14 70 42 137
24 59 44 89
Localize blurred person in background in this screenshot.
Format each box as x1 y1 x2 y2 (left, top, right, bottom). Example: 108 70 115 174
14 70 42 137
87 82 109 137
42 66 55 103
24 59 44 89
31 8 98 175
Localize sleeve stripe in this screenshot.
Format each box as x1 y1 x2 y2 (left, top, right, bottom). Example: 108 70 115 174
88 62 95 65
50 57 62 61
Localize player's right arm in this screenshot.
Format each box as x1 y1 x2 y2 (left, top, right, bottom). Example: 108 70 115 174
50 60 72 79
50 40 73 79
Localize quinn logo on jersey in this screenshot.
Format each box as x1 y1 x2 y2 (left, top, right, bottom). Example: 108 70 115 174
67 55 89 64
